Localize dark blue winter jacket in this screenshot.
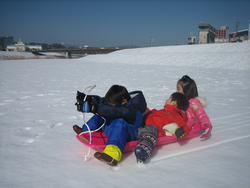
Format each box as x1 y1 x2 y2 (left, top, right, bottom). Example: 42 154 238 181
93 91 147 126
84 91 146 153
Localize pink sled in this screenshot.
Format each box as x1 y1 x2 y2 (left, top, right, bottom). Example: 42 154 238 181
76 122 201 153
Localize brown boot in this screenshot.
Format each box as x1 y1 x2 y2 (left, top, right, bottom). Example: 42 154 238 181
73 125 84 134
94 152 118 166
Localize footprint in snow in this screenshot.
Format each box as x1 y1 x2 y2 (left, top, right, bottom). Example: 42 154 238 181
24 139 34 144
23 130 46 145
17 96 30 100
48 123 63 129
70 115 79 119
37 94 45 97
34 120 49 124
4 100 14 102
35 133 45 138
24 127 31 131
221 103 229 105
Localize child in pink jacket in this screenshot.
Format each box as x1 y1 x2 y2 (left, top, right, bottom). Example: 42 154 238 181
177 75 212 138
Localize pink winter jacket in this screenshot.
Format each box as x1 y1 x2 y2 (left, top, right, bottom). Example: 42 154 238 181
186 97 212 131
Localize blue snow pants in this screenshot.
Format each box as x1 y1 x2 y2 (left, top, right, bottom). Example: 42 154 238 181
82 114 138 153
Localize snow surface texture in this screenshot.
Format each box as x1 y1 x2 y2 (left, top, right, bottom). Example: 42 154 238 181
0 42 249 188
0 51 66 59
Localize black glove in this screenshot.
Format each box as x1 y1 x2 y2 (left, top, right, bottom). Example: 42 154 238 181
76 91 86 103
174 126 186 139
75 96 97 114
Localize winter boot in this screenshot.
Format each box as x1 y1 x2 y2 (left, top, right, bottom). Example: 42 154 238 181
94 152 118 166
134 132 157 163
73 125 84 134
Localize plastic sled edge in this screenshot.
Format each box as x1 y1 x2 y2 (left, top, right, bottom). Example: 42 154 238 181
76 122 201 153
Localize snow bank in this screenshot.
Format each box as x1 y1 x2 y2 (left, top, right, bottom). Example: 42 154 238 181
80 43 250 70
0 51 37 59
0 51 66 60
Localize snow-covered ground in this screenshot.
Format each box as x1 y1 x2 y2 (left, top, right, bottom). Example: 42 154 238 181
0 51 66 60
0 42 250 188
0 51 37 59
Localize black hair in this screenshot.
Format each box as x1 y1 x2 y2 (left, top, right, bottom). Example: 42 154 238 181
104 85 131 104
171 92 189 111
178 75 198 100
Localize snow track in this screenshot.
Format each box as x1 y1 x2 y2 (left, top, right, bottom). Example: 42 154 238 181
150 134 250 163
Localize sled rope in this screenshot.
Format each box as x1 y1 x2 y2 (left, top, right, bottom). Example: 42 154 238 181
78 85 106 161
81 116 106 161
81 85 96 161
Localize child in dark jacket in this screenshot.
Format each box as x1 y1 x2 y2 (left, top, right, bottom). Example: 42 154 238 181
74 85 147 166
134 92 189 163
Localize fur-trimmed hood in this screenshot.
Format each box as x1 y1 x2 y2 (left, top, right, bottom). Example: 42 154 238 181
191 96 208 111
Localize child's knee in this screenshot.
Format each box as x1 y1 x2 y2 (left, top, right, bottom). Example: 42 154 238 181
138 124 158 137
112 118 126 124
110 118 128 129
82 114 104 131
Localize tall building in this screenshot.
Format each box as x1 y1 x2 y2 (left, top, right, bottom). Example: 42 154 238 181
215 26 229 43
198 24 216 44
0 36 13 50
248 20 250 40
0 38 3 50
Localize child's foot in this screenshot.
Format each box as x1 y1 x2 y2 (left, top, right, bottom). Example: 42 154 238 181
94 152 118 166
134 138 151 163
134 133 157 163
73 125 84 134
134 145 147 163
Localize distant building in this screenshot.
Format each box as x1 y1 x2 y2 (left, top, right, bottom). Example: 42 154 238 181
249 20 250 40
229 29 249 42
188 36 196 44
215 26 229 43
6 38 42 51
0 36 13 50
27 45 42 51
15 39 26 51
7 38 26 51
0 38 3 50
198 24 216 44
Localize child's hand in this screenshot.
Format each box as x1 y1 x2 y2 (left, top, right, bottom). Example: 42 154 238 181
174 127 186 139
76 101 84 112
76 91 86 102
75 97 97 114
200 126 212 138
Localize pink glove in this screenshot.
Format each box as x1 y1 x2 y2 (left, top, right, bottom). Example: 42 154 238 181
200 124 212 138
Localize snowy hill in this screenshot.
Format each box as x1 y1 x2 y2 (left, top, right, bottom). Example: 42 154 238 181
82 42 250 70
0 42 250 188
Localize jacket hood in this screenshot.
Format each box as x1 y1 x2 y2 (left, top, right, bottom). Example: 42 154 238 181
196 97 208 108
190 96 208 111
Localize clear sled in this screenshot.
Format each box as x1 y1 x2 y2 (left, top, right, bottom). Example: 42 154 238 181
76 122 201 153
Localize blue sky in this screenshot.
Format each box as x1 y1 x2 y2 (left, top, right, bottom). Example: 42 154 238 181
1 0 250 47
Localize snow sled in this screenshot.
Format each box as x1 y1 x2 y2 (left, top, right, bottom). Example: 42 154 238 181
76 122 201 153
